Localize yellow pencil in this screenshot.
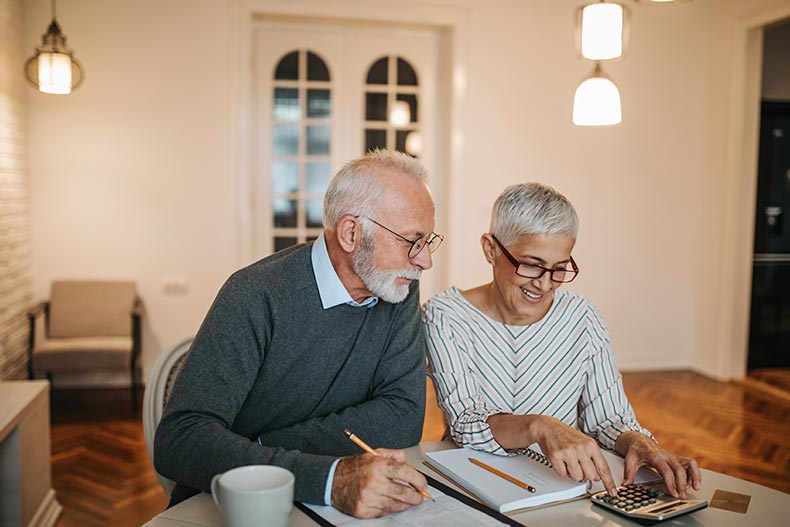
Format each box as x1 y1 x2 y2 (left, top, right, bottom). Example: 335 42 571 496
469 457 537 493
343 428 435 502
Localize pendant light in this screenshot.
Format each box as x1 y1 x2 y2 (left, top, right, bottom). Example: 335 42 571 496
572 63 622 126
24 0 84 95
389 101 411 127
575 1 629 61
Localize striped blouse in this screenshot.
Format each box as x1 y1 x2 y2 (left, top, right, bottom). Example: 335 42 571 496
423 287 651 455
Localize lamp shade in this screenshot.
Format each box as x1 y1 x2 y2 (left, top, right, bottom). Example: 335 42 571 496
24 19 84 94
389 100 411 127
576 2 628 61
572 63 622 126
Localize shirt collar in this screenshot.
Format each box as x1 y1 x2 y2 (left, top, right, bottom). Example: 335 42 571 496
311 233 378 310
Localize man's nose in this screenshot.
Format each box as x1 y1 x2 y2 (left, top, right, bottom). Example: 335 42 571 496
412 245 433 270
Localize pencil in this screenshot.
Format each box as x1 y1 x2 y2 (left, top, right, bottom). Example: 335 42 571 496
469 457 537 493
343 428 435 502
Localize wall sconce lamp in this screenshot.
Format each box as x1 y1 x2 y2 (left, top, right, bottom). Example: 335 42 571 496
24 0 84 95
572 62 622 126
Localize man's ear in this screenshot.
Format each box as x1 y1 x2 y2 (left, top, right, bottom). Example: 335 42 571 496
481 233 496 264
335 215 359 254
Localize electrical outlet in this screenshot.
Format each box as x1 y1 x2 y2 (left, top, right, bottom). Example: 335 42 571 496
162 276 189 296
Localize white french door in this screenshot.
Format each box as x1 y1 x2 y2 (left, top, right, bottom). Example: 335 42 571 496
251 19 443 300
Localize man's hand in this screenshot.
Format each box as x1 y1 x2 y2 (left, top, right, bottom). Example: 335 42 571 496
330 449 428 518
535 416 618 496
616 432 701 498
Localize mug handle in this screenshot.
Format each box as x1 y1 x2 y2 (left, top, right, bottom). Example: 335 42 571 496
210 474 222 510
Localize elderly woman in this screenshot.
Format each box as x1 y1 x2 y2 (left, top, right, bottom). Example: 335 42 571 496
423 183 701 498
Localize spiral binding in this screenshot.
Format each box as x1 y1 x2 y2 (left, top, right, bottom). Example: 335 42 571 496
513 447 553 468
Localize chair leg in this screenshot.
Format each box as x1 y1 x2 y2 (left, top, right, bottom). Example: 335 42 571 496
131 366 138 414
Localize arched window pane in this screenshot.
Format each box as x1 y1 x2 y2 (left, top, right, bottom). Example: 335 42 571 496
273 199 297 227
365 92 388 121
273 125 299 156
306 162 331 193
397 58 418 86
273 88 300 121
366 57 388 85
274 51 299 80
307 89 331 118
306 51 330 81
365 129 387 152
396 93 418 123
271 161 298 193
305 200 323 228
306 126 330 155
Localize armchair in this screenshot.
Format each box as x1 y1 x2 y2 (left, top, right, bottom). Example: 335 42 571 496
27 280 143 411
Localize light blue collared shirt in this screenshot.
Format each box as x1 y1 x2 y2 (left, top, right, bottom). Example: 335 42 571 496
311 233 378 310
311 233 377 503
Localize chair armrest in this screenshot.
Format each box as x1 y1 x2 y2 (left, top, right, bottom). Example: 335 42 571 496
132 297 145 318
28 301 49 321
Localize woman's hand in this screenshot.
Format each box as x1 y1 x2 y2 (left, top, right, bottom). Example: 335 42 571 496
616 431 701 498
534 416 619 496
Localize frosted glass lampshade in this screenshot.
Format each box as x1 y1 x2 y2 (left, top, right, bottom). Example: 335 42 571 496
572 64 622 126
579 2 626 60
389 101 410 127
38 52 73 94
404 131 423 156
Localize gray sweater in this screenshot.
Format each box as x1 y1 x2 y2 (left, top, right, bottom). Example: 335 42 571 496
154 243 426 505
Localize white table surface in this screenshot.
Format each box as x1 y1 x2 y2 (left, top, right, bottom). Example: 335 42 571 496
142 440 790 527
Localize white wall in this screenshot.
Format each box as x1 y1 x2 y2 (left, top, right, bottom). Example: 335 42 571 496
22 0 786 384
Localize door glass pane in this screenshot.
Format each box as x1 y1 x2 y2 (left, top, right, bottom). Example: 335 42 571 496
365 129 387 152
397 93 418 123
306 199 323 228
273 198 298 227
397 58 418 86
306 126 330 155
274 236 298 252
271 161 298 193
274 51 298 80
306 51 330 81
273 125 299 156
307 89 331 119
306 162 331 193
366 57 388 85
365 92 388 121
396 131 410 155
273 88 300 121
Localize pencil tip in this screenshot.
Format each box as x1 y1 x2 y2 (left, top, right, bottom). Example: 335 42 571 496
343 428 352 437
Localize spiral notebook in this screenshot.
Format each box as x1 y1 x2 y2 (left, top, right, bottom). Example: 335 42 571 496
424 445 661 514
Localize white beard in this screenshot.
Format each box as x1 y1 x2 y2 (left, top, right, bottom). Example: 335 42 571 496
352 234 421 303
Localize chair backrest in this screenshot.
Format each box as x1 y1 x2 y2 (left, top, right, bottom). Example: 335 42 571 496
143 337 193 497
421 375 448 442
48 280 137 338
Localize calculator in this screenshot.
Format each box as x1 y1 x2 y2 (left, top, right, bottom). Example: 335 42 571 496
590 483 708 524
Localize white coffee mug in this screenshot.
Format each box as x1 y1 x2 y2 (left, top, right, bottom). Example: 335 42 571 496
211 465 295 527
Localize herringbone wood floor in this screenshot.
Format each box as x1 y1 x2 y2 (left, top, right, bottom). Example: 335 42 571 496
50 371 790 527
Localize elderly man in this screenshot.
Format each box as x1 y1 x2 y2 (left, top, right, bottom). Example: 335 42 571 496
154 150 443 518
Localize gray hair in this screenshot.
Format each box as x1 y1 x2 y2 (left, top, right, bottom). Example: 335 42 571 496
323 149 428 232
490 183 579 245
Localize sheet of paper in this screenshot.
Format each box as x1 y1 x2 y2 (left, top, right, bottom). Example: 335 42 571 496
304 485 509 526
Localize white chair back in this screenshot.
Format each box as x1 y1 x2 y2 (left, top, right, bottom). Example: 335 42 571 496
143 337 193 497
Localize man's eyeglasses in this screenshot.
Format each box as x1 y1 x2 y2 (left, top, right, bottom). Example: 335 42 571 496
357 216 444 259
491 235 579 283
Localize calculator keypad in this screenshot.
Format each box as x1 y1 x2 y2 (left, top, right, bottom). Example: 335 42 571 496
591 483 708 523
595 484 662 511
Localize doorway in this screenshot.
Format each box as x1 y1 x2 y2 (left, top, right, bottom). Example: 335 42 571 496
747 19 790 393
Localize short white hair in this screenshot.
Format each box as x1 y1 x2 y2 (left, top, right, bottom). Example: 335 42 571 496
490 183 579 245
323 149 428 231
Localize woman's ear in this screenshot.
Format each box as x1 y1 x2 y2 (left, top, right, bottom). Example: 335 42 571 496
481 233 496 264
335 215 360 254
